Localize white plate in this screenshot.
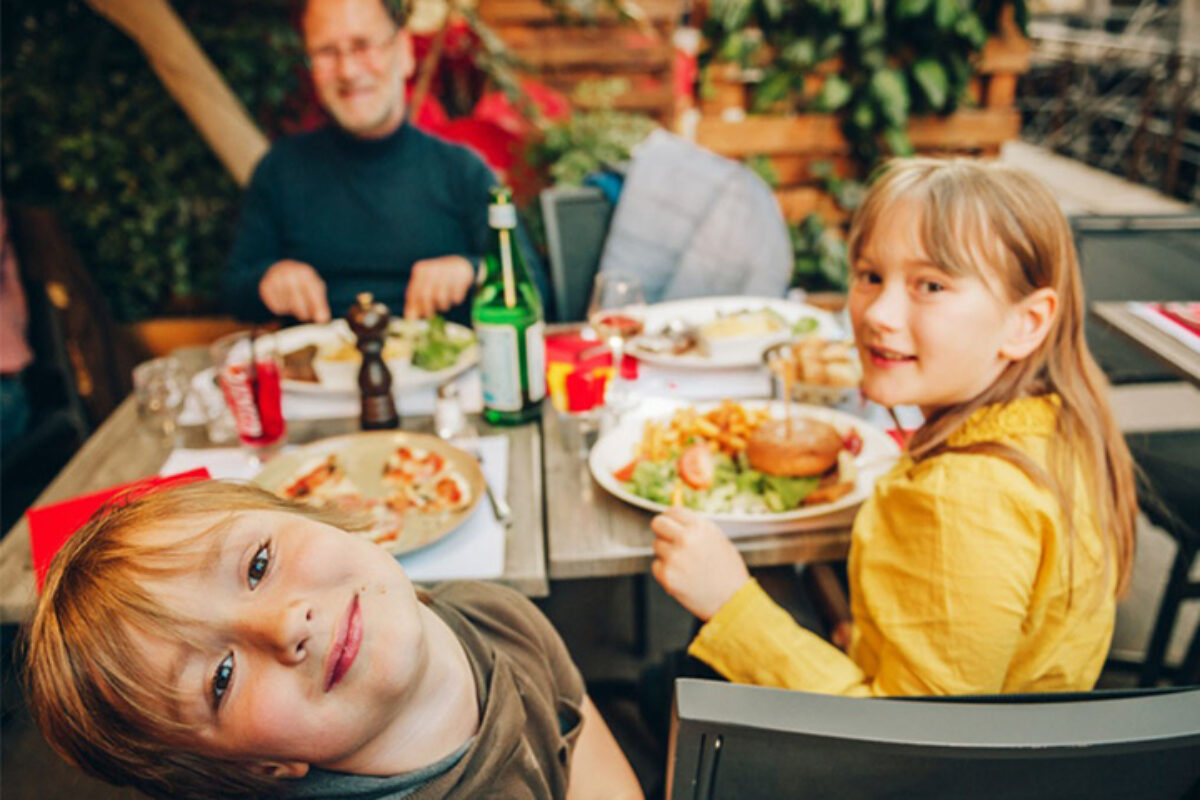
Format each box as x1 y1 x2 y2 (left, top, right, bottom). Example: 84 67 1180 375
588 398 900 535
627 296 846 370
276 320 478 396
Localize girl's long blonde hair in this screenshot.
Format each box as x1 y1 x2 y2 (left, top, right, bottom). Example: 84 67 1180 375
847 158 1137 597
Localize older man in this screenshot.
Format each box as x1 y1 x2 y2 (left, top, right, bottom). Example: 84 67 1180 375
225 0 547 325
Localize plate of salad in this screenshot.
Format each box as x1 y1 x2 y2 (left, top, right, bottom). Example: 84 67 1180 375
277 316 477 396
588 398 900 533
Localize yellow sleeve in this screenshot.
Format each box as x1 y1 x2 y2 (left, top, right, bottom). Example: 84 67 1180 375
689 456 1046 697
688 579 871 695
851 456 1045 696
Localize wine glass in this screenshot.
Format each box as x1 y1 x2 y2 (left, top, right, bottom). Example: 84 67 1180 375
587 273 646 412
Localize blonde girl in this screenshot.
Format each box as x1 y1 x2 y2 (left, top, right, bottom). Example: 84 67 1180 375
650 158 1137 696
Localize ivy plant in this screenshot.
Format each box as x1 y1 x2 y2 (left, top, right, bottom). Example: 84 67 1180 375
711 1 1026 290
702 0 1027 168
1 0 301 322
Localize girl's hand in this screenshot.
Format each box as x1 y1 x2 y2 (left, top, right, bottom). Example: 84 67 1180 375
651 508 750 622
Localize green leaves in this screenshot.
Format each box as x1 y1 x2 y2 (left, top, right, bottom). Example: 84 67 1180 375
790 212 851 292
751 70 796 112
869 68 909 126
711 0 756 31
935 0 964 30
911 57 949 109
815 74 852 111
838 0 868 28
896 0 934 18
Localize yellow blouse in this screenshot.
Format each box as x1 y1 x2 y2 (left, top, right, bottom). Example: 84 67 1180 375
689 395 1116 697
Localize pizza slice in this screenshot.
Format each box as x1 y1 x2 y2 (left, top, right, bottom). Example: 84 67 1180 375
382 445 446 485
280 454 356 505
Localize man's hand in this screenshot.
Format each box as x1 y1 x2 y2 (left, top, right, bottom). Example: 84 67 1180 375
258 260 331 323
651 507 751 622
404 256 475 319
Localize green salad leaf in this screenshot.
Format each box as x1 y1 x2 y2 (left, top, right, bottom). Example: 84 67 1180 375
762 475 820 512
631 459 677 506
412 315 472 371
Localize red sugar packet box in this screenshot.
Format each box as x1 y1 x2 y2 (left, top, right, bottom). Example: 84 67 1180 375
26 468 210 593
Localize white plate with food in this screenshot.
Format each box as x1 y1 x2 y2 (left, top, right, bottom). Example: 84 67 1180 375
588 398 900 535
627 296 846 370
253 431 485 555
277 317 478 395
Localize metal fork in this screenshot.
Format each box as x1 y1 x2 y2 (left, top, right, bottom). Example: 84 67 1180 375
460 432 513 527
436 382 512 526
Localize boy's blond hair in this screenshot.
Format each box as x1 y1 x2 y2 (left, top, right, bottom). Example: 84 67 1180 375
23 481 374 800
848 157 1137 598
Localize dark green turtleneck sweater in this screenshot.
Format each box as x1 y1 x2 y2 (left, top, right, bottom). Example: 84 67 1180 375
225 123 547 326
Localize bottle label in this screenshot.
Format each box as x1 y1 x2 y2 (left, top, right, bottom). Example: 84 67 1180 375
488 204 517 230
476 322 523 412
525 321 546 403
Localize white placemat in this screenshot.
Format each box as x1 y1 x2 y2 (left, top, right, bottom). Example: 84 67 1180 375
157 435 507 582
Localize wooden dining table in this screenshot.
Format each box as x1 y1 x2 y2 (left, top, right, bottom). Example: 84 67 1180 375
0 351 862 627
1092 301 1200 388
0 349 549 624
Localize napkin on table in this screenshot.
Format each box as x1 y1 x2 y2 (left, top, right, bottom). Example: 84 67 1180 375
26 468 211 591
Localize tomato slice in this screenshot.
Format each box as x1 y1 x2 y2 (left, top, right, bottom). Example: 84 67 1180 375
678 444 715 490
613 458 641 483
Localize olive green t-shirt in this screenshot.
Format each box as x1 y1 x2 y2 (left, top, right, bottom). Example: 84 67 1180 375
284 582 585 799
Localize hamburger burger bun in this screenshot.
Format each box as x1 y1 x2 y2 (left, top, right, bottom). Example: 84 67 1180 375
746 418 843 477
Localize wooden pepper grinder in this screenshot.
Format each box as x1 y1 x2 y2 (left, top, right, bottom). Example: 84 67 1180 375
346 292 400 430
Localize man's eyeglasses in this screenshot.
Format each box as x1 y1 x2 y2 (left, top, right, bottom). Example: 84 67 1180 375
306 29 398 74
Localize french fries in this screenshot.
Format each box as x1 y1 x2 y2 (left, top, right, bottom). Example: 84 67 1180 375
636 401 772 460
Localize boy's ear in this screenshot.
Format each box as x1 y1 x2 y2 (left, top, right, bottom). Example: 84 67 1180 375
247 760 310 779
1000 287 1058 361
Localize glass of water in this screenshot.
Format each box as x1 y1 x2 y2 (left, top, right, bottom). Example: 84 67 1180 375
132 356 188 441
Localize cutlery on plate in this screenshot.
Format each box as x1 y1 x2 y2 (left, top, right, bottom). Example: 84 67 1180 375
435 383 512 526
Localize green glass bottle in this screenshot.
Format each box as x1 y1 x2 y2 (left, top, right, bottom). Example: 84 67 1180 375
472 186 546 425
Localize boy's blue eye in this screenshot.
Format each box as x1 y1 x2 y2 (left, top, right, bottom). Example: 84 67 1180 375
248 543 270 590
212 653 234 708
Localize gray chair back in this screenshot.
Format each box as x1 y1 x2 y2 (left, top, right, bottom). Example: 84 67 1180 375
539 185 614 322
668 678 1200 800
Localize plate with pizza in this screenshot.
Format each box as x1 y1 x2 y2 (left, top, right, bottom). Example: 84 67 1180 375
253 432 486 556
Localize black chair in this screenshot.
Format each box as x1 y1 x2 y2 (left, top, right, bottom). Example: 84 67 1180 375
539 184 615 323
667 679 1200 800
1113 429 1200 687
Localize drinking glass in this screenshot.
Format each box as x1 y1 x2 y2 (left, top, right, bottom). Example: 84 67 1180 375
586 273 646 412
211 331 287 464
132 356 188 441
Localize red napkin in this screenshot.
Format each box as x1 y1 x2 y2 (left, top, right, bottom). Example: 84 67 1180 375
26 468 210 592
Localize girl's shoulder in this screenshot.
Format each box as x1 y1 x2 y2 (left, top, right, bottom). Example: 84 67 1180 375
946 395 1060 449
